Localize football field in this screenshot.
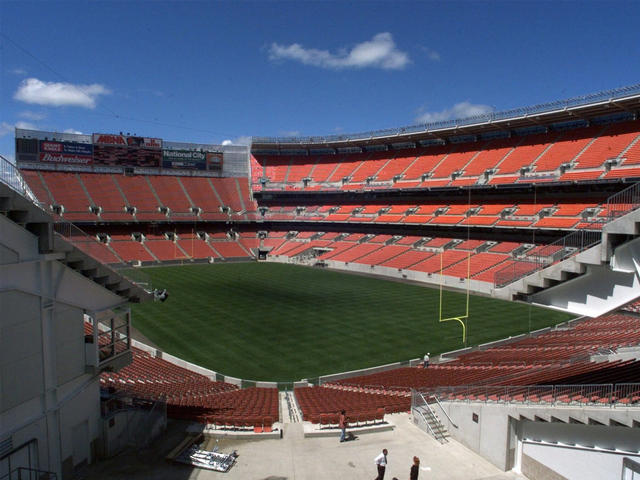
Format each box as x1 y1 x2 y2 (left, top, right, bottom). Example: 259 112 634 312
131 262 575 382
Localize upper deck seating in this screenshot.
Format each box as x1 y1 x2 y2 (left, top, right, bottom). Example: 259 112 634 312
34 172 95 221
78 173 132 221
251 120 640 192
148 176 192 212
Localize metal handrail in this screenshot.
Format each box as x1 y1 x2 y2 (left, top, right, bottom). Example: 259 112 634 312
420 382 640 407
0 154 40 205
0 467 57 480
417 392 448 443
493 182 640 288
53 221 152 291
431 394 458 429
414 408 438 439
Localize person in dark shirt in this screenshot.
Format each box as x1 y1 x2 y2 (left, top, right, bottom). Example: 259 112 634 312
410 456 420 480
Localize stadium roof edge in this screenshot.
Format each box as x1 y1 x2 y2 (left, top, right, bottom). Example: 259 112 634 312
251 83 640 152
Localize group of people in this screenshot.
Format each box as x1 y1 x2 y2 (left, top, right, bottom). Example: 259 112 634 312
374 449 421 480
337 412 421 478
337 401 422 478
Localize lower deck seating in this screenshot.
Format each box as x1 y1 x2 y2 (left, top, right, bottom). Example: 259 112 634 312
265 231 580 285
317 313 640 406
294 386 410 424
109 239 155 263
101 348 278 427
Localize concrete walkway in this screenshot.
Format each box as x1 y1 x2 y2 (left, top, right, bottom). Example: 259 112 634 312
86 413 529 480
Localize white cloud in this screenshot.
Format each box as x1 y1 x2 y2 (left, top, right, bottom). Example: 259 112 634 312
221 136 251 146
268 32 410 70
63 128 83 134
416 101 494 124
280 130 300 137
19 111 47 121
1 120 40 137
15 121 37 130
0 122 14 137
10 68 27 75
423 47 441 61
14 78 110 109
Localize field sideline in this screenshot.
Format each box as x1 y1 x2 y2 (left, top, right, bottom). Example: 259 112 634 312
131 262 575 382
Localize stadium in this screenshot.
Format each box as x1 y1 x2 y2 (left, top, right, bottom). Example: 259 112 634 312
2 79 640 480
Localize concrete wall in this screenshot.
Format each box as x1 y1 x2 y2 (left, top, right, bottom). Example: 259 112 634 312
435 400 640 475
0 290 45 411
523 442 640 480
101 403 167 458
54 303 86 386
58 379 102 475
0 211 126 478
437 401 512 469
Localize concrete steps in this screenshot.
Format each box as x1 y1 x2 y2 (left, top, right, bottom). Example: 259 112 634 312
496 206 640 317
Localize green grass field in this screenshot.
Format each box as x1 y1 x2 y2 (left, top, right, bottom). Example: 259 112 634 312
131 262 574 382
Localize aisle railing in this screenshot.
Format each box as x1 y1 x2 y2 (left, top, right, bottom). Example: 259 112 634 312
494 181 640 288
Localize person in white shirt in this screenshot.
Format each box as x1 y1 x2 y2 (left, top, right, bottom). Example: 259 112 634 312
423 353 430 367
374 448 388 479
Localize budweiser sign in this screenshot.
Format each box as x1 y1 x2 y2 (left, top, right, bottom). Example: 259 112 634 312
39 152 92 164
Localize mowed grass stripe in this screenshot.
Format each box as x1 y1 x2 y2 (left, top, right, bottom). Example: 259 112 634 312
131 263 574 382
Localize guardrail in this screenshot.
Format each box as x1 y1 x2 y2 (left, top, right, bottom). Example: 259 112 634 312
493 227 603 288
420 383 640 407
0 154 40 205
53 221 152 291
494 181 640 288
603 180 640 223
252 83 640 145
0 467 57 480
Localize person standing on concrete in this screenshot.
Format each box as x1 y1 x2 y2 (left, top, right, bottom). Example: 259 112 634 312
410 456 420 480
339 410 347 442
374 448 388 479
423 353 430 367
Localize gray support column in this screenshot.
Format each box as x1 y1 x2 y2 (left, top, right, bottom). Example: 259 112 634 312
38 258 62 478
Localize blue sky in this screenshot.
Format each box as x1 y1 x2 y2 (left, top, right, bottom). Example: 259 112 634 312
1 1 640 160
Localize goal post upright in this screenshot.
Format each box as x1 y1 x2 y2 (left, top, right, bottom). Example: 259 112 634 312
438 230 471 348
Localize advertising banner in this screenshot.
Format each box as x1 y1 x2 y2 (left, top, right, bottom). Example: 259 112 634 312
162 150 207 170
93 133 162 149
38 140 93 164
39 152 92 164
40 140 93 156
206 152 223 171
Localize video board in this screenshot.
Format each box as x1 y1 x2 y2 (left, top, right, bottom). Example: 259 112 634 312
92 133 162 167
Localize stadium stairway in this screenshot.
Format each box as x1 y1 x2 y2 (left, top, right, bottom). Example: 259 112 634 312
496 205 640 317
